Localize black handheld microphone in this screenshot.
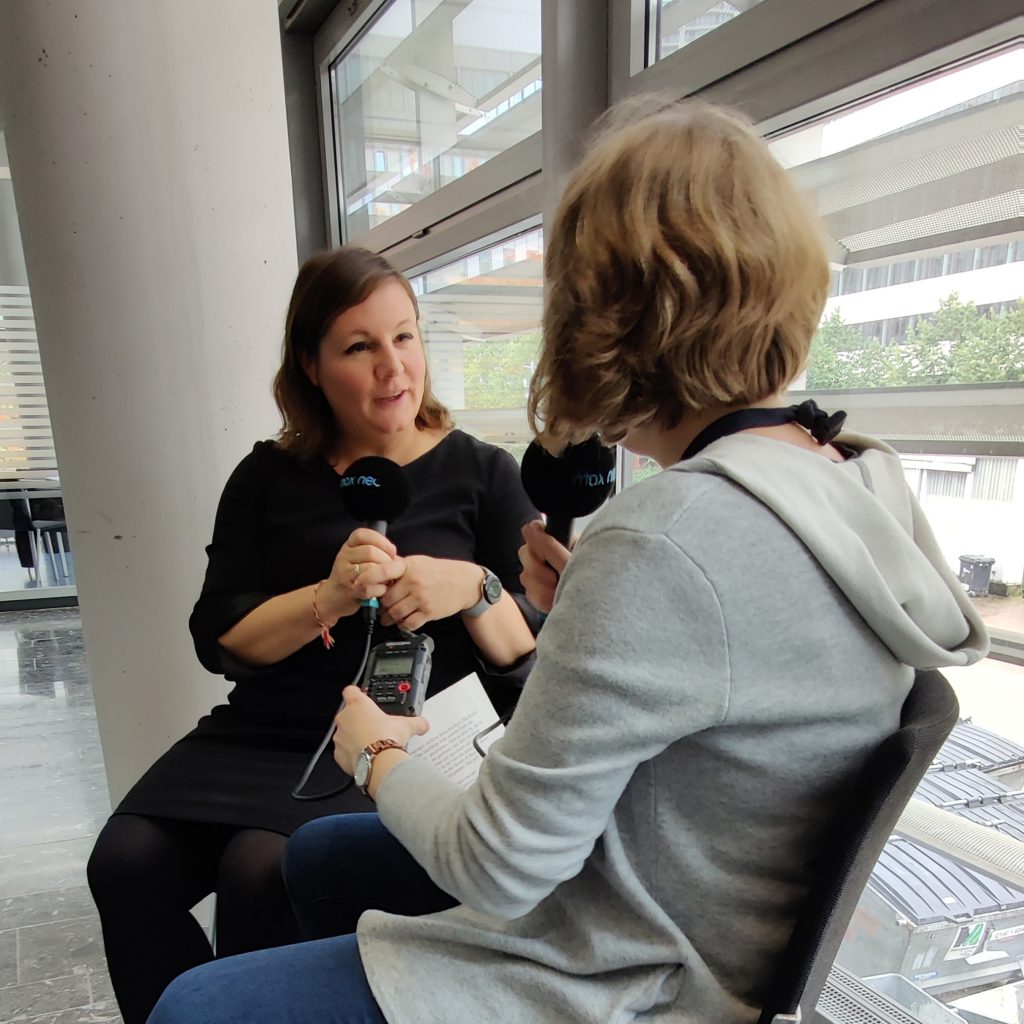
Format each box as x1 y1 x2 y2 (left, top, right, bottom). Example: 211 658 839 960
338 456 411 534
520 436 616 547
338 456 411 620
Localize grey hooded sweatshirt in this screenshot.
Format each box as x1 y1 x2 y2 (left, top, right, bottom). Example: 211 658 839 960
359 433 988 1024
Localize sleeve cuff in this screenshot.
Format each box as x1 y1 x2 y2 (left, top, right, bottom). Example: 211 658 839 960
190 591 276 677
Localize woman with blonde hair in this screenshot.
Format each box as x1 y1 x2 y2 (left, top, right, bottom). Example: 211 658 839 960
149 100 985 1024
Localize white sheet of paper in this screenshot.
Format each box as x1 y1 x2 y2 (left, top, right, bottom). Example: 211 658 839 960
406 673 504 789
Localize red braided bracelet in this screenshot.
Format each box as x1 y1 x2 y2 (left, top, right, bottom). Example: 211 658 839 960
312 580 336 650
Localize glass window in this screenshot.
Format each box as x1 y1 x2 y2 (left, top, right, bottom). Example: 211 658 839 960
408 226 543 458
972 456 1018 502
619 453 661 490
770 46 1022 392
924 467 967 499
647 0 766 64
775 43 1024 1021
330 0 542 238
833 656 1024 1021
0 132 73 600
898 452 1023 635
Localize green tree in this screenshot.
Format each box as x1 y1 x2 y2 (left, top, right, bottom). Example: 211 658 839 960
855 335 910 387
805 310 864 389
462 333 541 408
949 300 1024 383
805 294 1022 389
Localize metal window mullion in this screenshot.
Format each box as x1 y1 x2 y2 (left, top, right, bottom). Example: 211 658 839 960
541 0 609 224
313 0 392 69
318 56 342 247
312 0 395 248
747 6 1022 136
608 0 649 100
393 207 543 278
611 0 1021 140
382 174 544 275
345 131 543 255
611 0 882 103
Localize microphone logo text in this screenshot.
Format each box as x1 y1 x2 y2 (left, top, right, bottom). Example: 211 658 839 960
573 468 616 489
340 475 381 488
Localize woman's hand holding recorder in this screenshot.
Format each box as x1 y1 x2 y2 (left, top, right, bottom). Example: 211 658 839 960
332 684 428 777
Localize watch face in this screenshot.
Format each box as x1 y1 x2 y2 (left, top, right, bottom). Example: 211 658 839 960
483 572 502 603
353 750 371 789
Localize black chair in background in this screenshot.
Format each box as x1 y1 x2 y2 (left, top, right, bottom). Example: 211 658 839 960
758 669 960 1024
0 494 39 579
28 495 71 580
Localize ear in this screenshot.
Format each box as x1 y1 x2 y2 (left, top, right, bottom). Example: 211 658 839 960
300 352 319 388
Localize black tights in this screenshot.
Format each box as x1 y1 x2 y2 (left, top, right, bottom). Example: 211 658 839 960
87 814 301 1024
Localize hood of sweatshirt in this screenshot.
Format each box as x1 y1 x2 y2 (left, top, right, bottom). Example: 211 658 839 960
674 431 988 669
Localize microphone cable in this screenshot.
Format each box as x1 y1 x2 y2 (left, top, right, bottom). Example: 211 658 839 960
472 708 514 758
291 614 376 801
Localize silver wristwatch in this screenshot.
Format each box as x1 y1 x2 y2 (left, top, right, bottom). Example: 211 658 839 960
463 566 502 618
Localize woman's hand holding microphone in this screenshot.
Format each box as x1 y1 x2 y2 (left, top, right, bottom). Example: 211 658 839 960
317 527 488 632
518 519 572 615
314 527 399 625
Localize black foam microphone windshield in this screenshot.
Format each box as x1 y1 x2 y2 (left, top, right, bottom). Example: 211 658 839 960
338 456 411 535
520 436 616 547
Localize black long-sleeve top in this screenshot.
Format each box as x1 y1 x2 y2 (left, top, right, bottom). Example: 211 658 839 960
115 430 539 834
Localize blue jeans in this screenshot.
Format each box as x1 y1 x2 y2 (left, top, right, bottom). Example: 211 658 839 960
148 814 456 1024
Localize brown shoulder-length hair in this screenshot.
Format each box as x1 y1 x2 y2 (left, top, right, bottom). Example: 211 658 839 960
529 97 830 446
273 246 452 462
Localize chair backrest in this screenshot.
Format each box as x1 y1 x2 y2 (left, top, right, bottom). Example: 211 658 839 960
757 668 959 1024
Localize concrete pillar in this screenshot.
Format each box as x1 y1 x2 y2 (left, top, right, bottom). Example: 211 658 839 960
0 0 299 805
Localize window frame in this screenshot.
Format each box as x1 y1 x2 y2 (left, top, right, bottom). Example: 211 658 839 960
611 0 882 99
610 0 1020 131
304 0 1024 667
312 0 544 253
403 215 543 446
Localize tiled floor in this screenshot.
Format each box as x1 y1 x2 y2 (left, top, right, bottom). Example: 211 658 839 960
0 608 120 1024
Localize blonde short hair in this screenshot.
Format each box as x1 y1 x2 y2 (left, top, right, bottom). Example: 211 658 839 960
529 98 830 444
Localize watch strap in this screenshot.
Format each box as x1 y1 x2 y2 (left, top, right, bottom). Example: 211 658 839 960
464 566 501 618
358 738 405 796
365 738 405 757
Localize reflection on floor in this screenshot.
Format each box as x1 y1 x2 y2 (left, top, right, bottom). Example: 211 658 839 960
0 608 119 1024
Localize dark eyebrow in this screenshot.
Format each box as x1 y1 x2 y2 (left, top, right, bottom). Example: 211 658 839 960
340 319 414 342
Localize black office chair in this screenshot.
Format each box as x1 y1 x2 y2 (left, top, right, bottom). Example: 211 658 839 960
758 668 959 1024
0 494 40 579
28 496 71 580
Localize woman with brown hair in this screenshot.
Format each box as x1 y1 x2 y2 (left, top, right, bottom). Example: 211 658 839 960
150 101 985 1024
87 246 538 1024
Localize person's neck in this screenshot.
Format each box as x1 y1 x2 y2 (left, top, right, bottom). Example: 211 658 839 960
642 395 847 468
332 425 444 471
644 397 787 468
